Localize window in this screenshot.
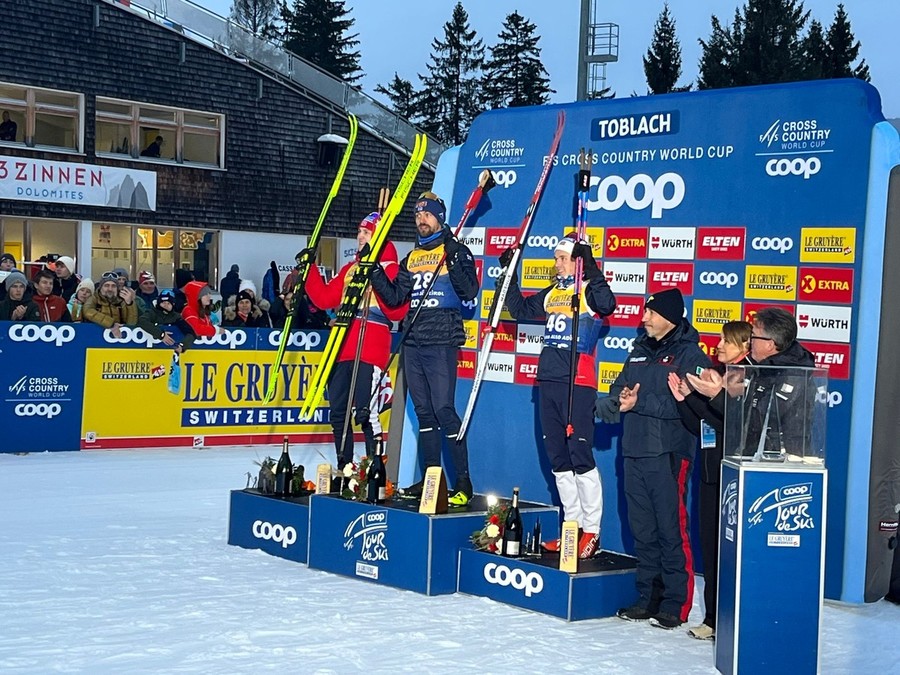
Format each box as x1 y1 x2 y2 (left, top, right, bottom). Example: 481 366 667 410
96 98 224 168
0 81 83 152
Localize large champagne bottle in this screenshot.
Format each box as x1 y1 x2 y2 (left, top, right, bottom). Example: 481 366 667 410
275 436 294 498
501 487 523 556
366 440 387 504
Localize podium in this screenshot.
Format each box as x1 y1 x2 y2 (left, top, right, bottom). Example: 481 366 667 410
227 489 310 564
457 549 638 620
307 494 558 595
716 461 827 674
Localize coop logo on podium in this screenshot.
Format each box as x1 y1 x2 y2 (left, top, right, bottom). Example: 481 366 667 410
344 510 389 564
747 482 815 546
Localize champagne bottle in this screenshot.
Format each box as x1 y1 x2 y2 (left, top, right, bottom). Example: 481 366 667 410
366 440 387 504
275 436 293 498
501 487 523 556
531 518 542 554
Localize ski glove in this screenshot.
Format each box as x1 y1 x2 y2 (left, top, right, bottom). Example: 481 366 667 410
499 245 517 269
443 229 462 259
594 395 621 424
295 248 314 269
572 242 601 279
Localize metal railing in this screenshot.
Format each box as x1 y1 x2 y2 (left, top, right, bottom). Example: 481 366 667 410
106 0 442 166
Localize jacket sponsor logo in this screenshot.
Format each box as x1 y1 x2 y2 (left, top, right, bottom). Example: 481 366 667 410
514 355 539 385
597 361 624 393
648 227 696 260
9 323 75 346
765 157 821 179
696 227 746 260
15 402 62 418
800 227 855 264
605 228 649 258
798 266 853 304
593 111 678 140
267 330 322 350
586 172 684 219
344 511 389 562
805 341 850 379
252 520 297 549
796 303 851 343
699 271 739 288
744 265 797 301
483 562 544 597
605 296 644 328
485 228 519 256
751 236 793 254
196 330 248 350
878 520 899 533
748 482 815 532
692 300 743 332
722 480 738 541
648 263 693 295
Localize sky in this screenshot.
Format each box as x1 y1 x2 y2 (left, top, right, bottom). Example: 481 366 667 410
193 0 900 118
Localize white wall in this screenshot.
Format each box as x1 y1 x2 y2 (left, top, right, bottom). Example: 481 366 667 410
218 230 308 294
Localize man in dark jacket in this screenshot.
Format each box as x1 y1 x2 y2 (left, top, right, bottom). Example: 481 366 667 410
370 192 480 506
0 271 39 321
596 288 709 630
52 255 81 301
220 264 241 305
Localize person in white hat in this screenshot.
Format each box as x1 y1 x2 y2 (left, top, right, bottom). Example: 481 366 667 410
52 255 81 301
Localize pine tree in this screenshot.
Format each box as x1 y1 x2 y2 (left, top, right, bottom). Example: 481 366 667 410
281 0 362 83
734 0 809 85
416 3 485 145
643 3 686 94
482 11 554 110
697 15 736 89
825 3 870 82
799 19 829 80
230 0 280 39
375 73 417 119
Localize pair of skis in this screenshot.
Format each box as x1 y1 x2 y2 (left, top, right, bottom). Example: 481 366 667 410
299 133 428 421
263 113 359 405
457 110 566 440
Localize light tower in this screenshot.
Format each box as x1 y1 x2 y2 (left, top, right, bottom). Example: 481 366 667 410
576 0 619 100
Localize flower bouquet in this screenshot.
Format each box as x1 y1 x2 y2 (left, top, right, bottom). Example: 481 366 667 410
337 454 395 501
470 501 510 552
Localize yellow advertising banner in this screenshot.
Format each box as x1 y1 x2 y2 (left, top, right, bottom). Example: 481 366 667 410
799 227 856 264
480 289 515 321
521 258 556 290
692 300 744 333
743 265 798 301
462 319 479 350
597 361 624 393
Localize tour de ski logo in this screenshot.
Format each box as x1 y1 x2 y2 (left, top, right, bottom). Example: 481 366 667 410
343 510 389 563
748 482 815 533
721 480 738 542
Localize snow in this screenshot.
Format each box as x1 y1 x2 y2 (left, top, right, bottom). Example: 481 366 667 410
0 447 896 674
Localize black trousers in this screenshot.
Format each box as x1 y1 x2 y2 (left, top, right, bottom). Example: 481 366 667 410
538 380 596 474
328 360 382 467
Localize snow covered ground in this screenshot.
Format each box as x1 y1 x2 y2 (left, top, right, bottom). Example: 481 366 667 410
0 447 896 674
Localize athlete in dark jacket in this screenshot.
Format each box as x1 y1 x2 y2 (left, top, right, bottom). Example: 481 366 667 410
370 192 479 506
596 288 710 629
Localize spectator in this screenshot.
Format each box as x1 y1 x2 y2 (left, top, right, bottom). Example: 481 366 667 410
111 267 130 290
83 271 139 337
235 279 274 328
0 252 19 301
136 271 159 309
222 289 270 328
220 264 241 305
67 278 95 322
173 268 194 312
181 280 225 338
261 261 279 307
52 255 81 301
140 135 164 158
32 269 72 322
0 271 38 321
138 290 196 350
0 110 16 142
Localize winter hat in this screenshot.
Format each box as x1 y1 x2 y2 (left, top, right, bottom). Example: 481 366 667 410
5 270 27 289
55 255 76 272
415 193 446 226
198 285 212 300
112 267 129 279
157 290 175 306
139 271 155 285
229 264 239 274
237 290 255 304
239 279 257 297
645 288 685 326
555 232 580 257
76 278 95 294
359 211 381 234
0 252 15 266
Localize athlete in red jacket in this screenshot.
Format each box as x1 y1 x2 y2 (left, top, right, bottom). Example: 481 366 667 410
303 212 409 468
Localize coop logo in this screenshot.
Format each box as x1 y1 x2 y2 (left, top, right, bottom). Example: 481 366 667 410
748 482 815 533
605 228 648 258
102 326 159 347
527 235 559 251
344 511 389 562
196 330 248 350
699 271 739 288
473 138 525 165
604 336 635 351
267 330 323 350
483 562 544 597
252 520 297 549
722 480 738 541
493 169 517 188
765 156 821 180
8 324 75 347
815 388 844 408
14 402 62 419
486 265 504 279
587 172 684 219
696 227 746 260
751 237 793 254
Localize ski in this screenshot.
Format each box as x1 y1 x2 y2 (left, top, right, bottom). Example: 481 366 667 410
263 113 359 405
382 168 496 376
566 148 592 438
458 109 566 440
299 133 428 421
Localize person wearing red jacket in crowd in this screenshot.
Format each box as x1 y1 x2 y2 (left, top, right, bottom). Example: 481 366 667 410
302 212 409 468
181 280 225 339
32 269 72 322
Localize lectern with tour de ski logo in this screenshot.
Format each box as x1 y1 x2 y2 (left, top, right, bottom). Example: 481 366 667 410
306 494 558 595
227 489 310 564
716 365 828 675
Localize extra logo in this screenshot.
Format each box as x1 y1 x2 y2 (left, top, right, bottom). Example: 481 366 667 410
605 228 648 259
603 336 635 351
252 520 297 549
15 402 61 418
196 330 248 350
103 326 160 348
483 562 544 597
798 267 853 304
8 324 75 347
267 330 323 350
344 511 389 562
765 157 821 179
699 271 739 289
748 482 815 533
586 172 685 219
751 237 793 254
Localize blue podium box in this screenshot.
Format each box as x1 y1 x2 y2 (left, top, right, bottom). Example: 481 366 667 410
307 494 558 596
716 461 827 675
227 489 310 564
457 548 638 621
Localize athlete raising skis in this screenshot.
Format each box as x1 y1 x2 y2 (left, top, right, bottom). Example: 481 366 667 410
370 192 480 506
499 234 616 557
299 212 407 469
